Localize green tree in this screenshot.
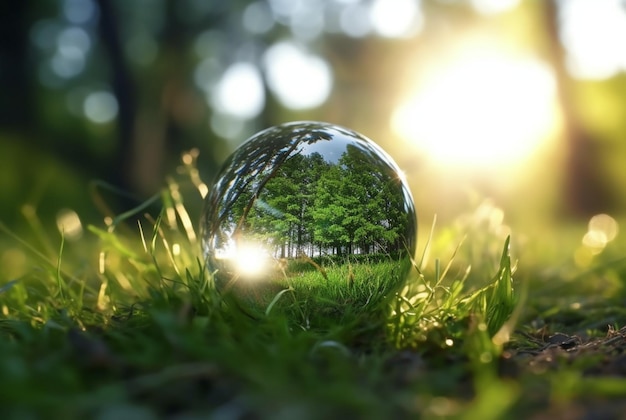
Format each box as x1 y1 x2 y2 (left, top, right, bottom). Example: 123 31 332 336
312 164 349 255
261 154 308 258
228 140 409 259
300 152 329 256
247 151 329 258
338 145 406 254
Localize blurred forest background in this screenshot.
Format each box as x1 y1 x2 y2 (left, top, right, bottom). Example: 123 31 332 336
2 0 626 243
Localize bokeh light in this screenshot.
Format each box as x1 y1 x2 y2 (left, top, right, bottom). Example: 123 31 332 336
339 3 372 38
286 0 325 40
242 1 275 34
210 114 247 141
57 26 91 56
56 208 83 240
369 0 423 38
559 0 626 80
583 213 619 253
62 0 97 24
575 214 619 266
211 62 265 120
83 91 118 124
263 41 332 110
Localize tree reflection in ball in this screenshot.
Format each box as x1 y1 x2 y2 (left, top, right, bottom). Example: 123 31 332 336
201 121 417 320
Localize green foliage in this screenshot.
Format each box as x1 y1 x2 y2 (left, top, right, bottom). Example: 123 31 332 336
388 232 515 358
5 162 626 418
0 165 523 418
244 147 409 258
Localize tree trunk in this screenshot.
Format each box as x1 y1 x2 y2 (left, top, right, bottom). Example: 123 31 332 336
96 0 136 194
544 0 615 217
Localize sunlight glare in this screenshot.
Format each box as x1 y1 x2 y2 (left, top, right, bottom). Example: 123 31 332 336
235 243 270 277
216 240 271 279
392 49 558 168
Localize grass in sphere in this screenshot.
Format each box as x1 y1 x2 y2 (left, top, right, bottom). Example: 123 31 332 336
3 153 626 418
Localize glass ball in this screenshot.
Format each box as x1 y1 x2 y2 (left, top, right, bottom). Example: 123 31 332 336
200 121 417 321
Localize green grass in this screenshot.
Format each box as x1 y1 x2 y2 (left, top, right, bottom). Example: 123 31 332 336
224 258 413 326
291 259 408 307
2 162 626 418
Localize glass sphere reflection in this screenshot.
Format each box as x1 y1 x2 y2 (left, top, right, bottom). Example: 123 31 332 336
201 121 417 319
